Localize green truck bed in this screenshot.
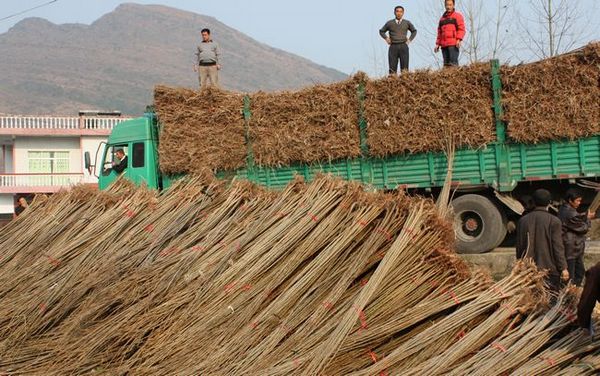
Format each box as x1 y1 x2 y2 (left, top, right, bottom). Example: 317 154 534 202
231 136 600 192
224 60 600 192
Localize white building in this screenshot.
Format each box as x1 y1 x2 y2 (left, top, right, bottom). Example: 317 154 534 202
0 114 132 220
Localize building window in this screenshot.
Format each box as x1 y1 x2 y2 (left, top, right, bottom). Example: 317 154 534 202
28 151 70 173
27 151 70 185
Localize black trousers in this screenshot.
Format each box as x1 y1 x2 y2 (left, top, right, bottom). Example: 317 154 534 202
442 46 460 66
545 273 561 293
388 43 409 74
545 273 562 305
568 256 585 286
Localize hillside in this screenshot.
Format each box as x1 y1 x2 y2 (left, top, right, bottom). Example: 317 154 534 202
0 3 346 115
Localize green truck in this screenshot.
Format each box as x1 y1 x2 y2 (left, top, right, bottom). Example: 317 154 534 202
89 60 600 253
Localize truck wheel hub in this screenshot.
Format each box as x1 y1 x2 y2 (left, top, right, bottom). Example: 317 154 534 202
465 218 479 232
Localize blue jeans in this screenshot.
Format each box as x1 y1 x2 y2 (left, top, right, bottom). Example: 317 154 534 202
442 46 460 66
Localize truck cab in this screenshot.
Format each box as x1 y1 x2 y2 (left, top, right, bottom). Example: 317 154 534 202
96 113 161 190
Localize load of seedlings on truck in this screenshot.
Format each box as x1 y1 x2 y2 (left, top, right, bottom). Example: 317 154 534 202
502 43 600 143
155 42 599 176
0 176 596 375
248 75 362 167
364 62 495 157
154 85 247 177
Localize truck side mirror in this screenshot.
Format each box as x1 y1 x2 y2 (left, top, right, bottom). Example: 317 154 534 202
84 151 92 174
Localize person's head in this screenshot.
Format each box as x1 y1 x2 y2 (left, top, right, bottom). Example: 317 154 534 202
565 188 584 209
520 195 535 212
533 189 552 208
394 6 405 19
18 197 27 207
115 148 125 159
201 28 211 42
445 0 455 12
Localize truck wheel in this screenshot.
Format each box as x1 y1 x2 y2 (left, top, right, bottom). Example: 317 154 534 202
451 194 507 254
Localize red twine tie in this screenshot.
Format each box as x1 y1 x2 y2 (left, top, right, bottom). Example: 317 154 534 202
45 255 60 267
367 349 378 363
377 228 392 241
354 305 368 329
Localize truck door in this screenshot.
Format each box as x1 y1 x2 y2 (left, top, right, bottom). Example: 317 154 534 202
98 141 159 190
99 144 129 189
129 141 159 188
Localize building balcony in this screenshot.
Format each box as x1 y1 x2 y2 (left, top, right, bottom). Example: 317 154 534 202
0 115 133 136
0 173 91 193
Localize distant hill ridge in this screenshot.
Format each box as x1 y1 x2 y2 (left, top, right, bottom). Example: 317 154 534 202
0 3 346 115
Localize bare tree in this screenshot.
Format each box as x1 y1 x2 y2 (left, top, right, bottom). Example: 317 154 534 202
421 0 516 65
517 0 595 59
368 37 388 78
490 0 513 59
415 0 446 68
461 0 517 63
462 0 486 63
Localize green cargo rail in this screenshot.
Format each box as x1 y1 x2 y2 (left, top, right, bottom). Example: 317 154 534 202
224 60 600 192
230 138 600 192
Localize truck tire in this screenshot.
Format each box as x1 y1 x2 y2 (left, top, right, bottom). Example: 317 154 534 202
451 194 507 254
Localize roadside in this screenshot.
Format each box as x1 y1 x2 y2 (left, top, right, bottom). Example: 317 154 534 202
461 241 600 280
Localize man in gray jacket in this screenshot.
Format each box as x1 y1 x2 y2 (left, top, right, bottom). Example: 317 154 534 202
558 188 594 286
194 28 220 89
379 6 417 75
516 189 569 292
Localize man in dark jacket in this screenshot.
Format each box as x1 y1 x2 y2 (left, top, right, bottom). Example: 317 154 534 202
558 188 594 286
434 0 466 67
516 188 569 292
111 148 128 174
14 197 28 217
379 6 417 74
577 262 600 335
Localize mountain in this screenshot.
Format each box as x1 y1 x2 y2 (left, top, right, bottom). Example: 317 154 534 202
0 3 347 115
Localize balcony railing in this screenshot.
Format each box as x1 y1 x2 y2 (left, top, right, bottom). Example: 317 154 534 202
0 173 86 188
0 115 132 131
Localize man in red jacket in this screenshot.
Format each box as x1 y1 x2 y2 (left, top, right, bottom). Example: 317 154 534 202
434 0 466 67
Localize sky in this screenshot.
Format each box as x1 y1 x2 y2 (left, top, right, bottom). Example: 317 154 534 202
1 0 599 77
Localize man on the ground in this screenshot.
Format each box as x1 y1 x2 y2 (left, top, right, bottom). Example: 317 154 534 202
516 188 569 292
577 262 600 336
14 197 28 217
558 188 594 286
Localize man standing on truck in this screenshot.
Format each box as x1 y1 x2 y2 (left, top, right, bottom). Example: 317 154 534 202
379 6 417 75
516 189 569 292
558 189 594 286
434 0 466 67
194 28 220 89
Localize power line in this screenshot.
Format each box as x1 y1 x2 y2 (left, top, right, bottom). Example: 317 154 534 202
0 0 59 22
